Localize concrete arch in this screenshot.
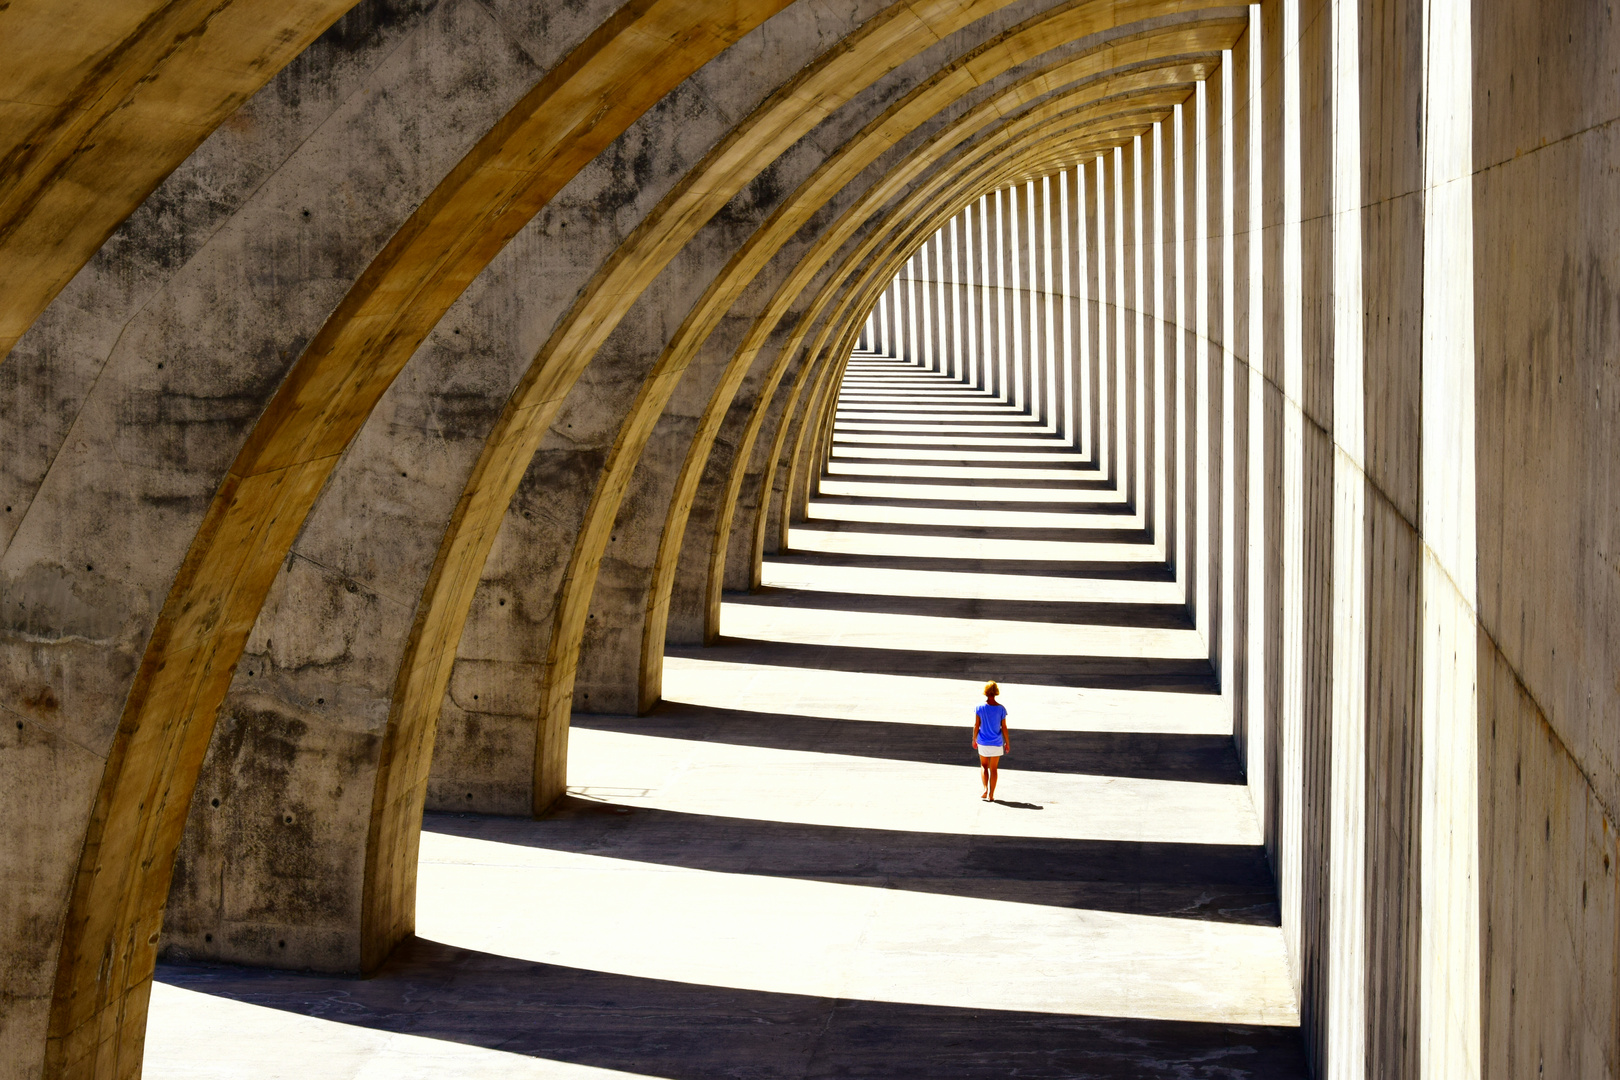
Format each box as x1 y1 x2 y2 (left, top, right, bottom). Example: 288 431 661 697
554 29 1242 757
0 0 363 359
159 0 917 970
679 46 1235 670
12 4 1620 1078
771 133 1144 551
408 1 1244 829
735 112 1205 606
28 5 791 1076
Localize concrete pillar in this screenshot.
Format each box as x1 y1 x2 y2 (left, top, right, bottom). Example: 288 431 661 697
1201 72 1228 680
1158 116 1178 578
1185 99 1198 625
1086 157 1106 470
1121 141 1142 518
1142 128 1165 556
1255 0 1290 944
1000 184 1022 410
1052 170 1076 444
1097 153 1116 485
1227 23 1256 781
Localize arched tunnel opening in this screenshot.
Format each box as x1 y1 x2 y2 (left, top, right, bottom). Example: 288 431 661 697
2 1 1615 1078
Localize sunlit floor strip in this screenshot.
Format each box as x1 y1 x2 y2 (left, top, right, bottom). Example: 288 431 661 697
661 654 1230 733
836 421 1064 435
145 984 657 1079
807 501 1131 529
760 557 1183 606
816 478 1128 505
827 461 1102 481
830 446 1087 463
414 831 1295 1025
834 432 1074 447
719 600 1206 659
787 527 1157 563
145 353 1301 1079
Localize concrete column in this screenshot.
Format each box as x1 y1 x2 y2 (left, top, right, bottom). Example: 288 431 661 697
1158 116 1178 579
1002 184 1024 410
1201 72 1228 680
1255 0 1289 943
1185 101 1198 628
1037 178 1057 427
968 196 983 392
1142 128 1164 556
1085 157 1105 469
1022 180 1040 417
907 255 920 365
960 208 974 383
1036 177 1054 430
1118 143 1138 513
1051 170 1075 443
935 229 949 377
1098 152 1117 487
925 242 938 371
984 187 997 403
1226 27 1255 772
1296 0 1338 1064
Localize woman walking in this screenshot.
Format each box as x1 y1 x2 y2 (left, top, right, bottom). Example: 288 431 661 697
972 681 1010 801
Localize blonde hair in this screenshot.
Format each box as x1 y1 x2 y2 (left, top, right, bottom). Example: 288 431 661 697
983 681 1000 697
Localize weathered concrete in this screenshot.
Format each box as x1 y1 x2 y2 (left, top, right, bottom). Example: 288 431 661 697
144 357 1307 1078
2 2 790 1074
6 1 1620 1078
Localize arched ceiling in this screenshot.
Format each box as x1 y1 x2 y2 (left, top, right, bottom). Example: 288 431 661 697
0 3 1251 1077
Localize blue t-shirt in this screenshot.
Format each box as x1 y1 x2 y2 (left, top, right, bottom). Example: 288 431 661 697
974 703 1006 746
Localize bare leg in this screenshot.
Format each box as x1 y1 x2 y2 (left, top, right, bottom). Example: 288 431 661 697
986 759 999 800
979 759 990 798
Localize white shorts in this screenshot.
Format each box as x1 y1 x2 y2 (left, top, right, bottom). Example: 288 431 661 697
976 744 1004 757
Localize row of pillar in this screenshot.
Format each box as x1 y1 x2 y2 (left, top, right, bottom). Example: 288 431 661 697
857 181 1086 449
832 1 1591 1076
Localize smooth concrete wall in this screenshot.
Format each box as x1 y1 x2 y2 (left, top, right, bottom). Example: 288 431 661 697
1472 0 1620 1072
1117 2 1620 1077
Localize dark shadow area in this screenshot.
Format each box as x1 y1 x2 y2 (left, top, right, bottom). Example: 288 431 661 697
733 586 1191 628
678 640 1218 693
835 440 1088 456
809 493 1125 515
823 468 1110 490
994 799 1044 809
828 453 1096 472
428 803 1278 925
572 703 1241 784
158 940 1305 1078
762 551 1170 581
794 518 1151 545
830 414 1046 427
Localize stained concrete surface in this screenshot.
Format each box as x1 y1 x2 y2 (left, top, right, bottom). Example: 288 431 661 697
148 355 1304 1078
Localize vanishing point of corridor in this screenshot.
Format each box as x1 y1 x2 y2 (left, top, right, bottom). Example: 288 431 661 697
147 356 1305 1078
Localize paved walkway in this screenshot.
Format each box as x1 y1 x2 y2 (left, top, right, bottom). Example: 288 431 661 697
151 354 1305 1078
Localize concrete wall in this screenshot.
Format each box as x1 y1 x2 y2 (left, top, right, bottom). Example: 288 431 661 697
3 0 1618 1077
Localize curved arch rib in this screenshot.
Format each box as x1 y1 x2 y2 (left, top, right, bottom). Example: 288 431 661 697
41 4 790 1076
0 0 365 360
521 8 1245 805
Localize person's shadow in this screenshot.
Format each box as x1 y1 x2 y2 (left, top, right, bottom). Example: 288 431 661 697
992 800 1043 809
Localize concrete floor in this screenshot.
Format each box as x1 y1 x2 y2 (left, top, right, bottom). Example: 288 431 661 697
149 355 1307 1078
